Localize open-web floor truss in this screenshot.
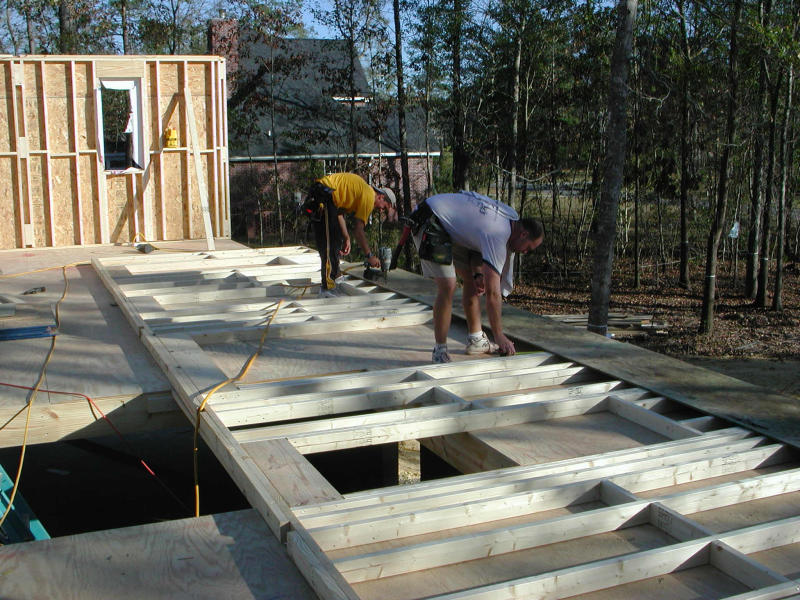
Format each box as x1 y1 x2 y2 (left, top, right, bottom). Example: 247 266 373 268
93 247 800 600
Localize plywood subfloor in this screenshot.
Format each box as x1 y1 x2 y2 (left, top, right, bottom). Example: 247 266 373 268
0 241 242 447
0 509 317 600
205 323 475 382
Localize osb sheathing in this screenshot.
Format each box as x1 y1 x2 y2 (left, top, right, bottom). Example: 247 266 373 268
0 56 229 249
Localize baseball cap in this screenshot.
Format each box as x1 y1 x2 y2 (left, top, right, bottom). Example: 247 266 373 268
374 186 396 207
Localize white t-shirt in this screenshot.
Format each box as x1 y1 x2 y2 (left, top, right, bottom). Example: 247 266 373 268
427 191 519 294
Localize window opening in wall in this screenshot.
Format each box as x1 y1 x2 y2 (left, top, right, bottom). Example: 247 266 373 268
98 79 144 171
323 159 348 175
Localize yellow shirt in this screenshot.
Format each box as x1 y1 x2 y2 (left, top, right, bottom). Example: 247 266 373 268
318 173 375 223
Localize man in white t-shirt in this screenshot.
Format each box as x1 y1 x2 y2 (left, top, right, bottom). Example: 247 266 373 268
412 191 544 363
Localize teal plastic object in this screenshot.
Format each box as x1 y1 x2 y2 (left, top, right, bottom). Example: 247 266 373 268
0 462 50 543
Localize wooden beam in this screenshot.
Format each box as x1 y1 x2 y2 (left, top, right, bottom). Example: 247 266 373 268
334 499 649 582
408 539 714 600
17 61 36 246
287 530 360 600
297 441 780 537
192 310 433 345
607 395 702 440
235 390 614 451
39 61 56 246
244 438 342 508
709 541 791 590
293 428 755 517
9 60 26 247
183 86 214 250
91 62 109 243
210 59 221 235
216 362 579 426
659 468 800 516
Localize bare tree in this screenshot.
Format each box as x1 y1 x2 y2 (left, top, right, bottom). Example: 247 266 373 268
451 0 469 190
316 0 385 171
699 0 742 334
587 0 637 336
773 56 795 309
745 0 772 299
392 0 412 221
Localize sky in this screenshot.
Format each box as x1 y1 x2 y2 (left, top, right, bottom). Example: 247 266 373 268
300 0 397 40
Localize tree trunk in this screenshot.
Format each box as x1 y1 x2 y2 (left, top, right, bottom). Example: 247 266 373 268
699 0 742 334
508 28 523 208
5 2 19 53
677 0 692 289
451 0 468 190
393 0 412 219
755 72 782 308
745 0 772 298
423 56 434 194
587 0 637 336
26 7 36 53
347 37 359 171
59 0 77 53
269 48 284 246
773 64 793 310
122 0 130 54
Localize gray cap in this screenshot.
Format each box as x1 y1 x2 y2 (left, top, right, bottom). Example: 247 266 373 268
375 187 396 207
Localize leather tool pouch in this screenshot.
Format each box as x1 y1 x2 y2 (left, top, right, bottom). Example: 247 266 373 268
418 214 453 265
302 183 335 222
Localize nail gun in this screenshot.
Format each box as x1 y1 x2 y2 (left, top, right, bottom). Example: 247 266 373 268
363 247 392 282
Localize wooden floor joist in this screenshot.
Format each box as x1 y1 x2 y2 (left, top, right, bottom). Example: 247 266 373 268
90 247 800 600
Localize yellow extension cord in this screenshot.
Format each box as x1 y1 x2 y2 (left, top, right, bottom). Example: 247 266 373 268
1 244 320 521
192 299 283 517
0 264 70 532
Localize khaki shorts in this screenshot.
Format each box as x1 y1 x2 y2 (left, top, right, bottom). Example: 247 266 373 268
413 231 482 279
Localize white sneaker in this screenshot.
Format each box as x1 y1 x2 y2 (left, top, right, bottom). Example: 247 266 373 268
465 331 500 355
318 288 338 298
334 275 346 284
432 347 452 363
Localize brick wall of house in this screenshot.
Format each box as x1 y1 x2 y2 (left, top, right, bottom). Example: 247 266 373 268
230 156 437 243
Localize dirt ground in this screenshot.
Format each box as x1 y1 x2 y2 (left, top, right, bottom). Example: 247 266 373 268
509 260 800 400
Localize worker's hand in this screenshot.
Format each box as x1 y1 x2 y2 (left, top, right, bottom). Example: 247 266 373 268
367 255 380 268
340 237 351 256
495 333 516 356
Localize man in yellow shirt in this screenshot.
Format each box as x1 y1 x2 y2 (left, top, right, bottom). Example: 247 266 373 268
304 172 397 296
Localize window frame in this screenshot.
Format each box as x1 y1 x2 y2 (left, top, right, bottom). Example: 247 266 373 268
95 78 146 174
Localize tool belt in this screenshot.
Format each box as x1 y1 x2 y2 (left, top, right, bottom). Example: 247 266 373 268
412 201 453 266
302 182 335 222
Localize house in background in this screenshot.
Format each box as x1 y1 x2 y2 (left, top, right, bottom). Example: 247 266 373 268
208 18 440 242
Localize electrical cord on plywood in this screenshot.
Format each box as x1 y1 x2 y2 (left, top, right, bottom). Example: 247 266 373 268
192 299 282 518
0 265 68 533
0 258 195 536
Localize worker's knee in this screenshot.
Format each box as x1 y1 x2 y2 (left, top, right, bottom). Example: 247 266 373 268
436 277 457 298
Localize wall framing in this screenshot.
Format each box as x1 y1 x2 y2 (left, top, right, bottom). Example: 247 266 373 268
92 248 800 600
0 55 229 249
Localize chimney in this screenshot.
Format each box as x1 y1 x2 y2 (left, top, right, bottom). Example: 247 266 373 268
207 17 240 77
